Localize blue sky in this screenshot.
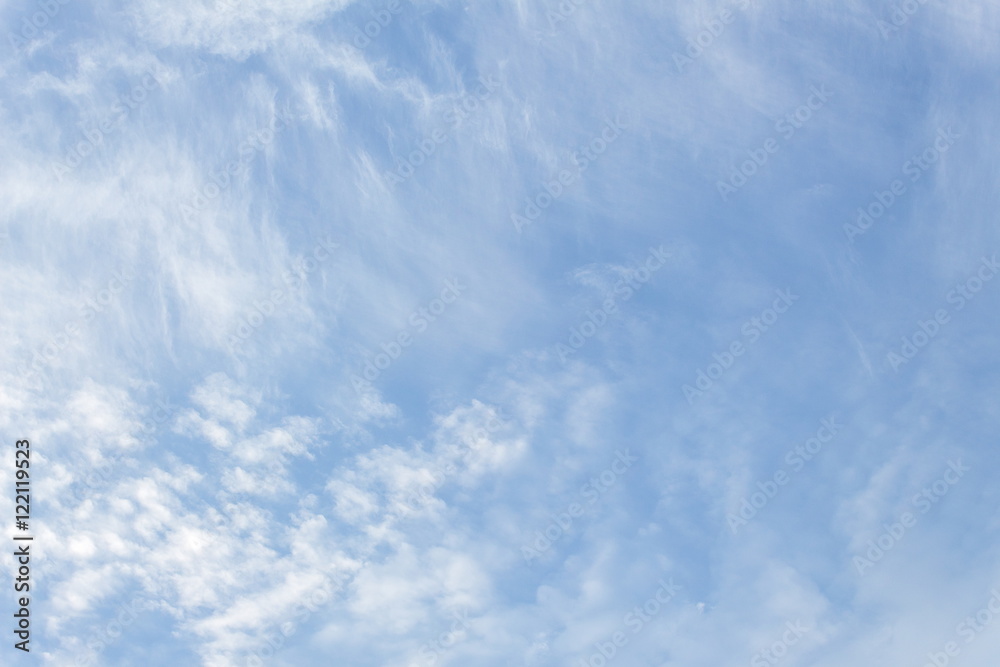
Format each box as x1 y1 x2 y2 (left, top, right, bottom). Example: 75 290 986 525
3 0 1000 665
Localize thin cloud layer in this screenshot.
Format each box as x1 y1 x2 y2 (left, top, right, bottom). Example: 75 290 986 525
1 0 999 665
